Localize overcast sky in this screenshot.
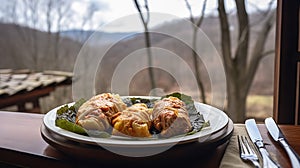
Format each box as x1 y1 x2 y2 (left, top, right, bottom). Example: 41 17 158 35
71 0 275 32
0 0 276 32
72 0 219 32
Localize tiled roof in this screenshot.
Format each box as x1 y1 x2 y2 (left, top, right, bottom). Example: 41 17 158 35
0 69 72 97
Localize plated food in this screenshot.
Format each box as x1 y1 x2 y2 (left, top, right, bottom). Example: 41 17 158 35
152 97 192 137
76 93 126 131
43 96 230 147
55 92 209 139
111 103 152 137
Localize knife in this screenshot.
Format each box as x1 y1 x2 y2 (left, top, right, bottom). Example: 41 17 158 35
265 117 300 168
245 118 281 168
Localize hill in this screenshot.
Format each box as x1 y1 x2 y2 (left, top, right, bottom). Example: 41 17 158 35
0 23 82 71
0 13 275 112
61 30 136 45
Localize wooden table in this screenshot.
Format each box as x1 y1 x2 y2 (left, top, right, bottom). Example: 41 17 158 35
0 111 299 168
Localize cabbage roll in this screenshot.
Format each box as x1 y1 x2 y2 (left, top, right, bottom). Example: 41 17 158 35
76 93 127 131
111 103 152 137
152 96 192 137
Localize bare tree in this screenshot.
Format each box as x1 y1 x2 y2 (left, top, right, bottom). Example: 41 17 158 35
217 0 276 122
25 0 40 70
79 3 101 42
8 0 48 70
0 0 25 68
133 0 156 94
184 0 207 103
53 0 71 69
45 0 53 34
2 0 99 70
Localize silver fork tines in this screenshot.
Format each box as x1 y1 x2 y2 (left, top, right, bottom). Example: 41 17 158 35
238 135 261 168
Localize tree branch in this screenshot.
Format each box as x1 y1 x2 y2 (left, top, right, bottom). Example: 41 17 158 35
46 0 53 33
218 0 233 71
133 0 156 92
248 0 275 28
184 0 195 24
196 0 207 27
144 0 150 24
245 10 276 92
184 0 207 27
234 0 249 74
134 0 148 28
184 0 208 103
261 50 275 57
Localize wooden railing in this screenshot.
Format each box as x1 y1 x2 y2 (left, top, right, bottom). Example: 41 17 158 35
0 69 72 113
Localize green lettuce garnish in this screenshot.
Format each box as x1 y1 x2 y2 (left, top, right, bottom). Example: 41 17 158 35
55 118 87 135
55 98 87 135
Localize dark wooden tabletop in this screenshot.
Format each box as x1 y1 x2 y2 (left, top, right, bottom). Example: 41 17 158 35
0 111 299 168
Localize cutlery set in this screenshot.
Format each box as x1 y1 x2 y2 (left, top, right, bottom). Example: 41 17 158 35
240 117 300 168
265 118 300 168
238 135 261 168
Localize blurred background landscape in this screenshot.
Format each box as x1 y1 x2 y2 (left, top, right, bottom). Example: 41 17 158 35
0 0 276 122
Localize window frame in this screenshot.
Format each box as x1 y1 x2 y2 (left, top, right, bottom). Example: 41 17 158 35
274 0 300 124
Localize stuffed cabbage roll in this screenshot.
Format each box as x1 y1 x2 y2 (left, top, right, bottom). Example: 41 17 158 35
152 96 192 137
76 93 127 131
111 103 152 137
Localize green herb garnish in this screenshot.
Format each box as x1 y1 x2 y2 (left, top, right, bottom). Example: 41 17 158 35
55 99 87 135
55 118 87 135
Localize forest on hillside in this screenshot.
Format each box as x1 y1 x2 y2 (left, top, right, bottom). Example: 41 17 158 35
0 0 276 122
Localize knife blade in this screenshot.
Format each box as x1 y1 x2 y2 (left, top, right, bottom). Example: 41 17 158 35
245 118 281 168
265 117 300 168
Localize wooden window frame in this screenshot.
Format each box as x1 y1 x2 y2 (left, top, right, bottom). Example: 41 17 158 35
274 0 300 124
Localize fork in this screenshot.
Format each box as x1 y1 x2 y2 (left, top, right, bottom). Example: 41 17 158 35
238 135 261 168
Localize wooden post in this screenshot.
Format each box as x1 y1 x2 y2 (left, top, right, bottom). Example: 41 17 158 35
274 0 300 124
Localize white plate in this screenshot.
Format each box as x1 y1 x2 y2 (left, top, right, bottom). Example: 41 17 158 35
43 97 228 148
